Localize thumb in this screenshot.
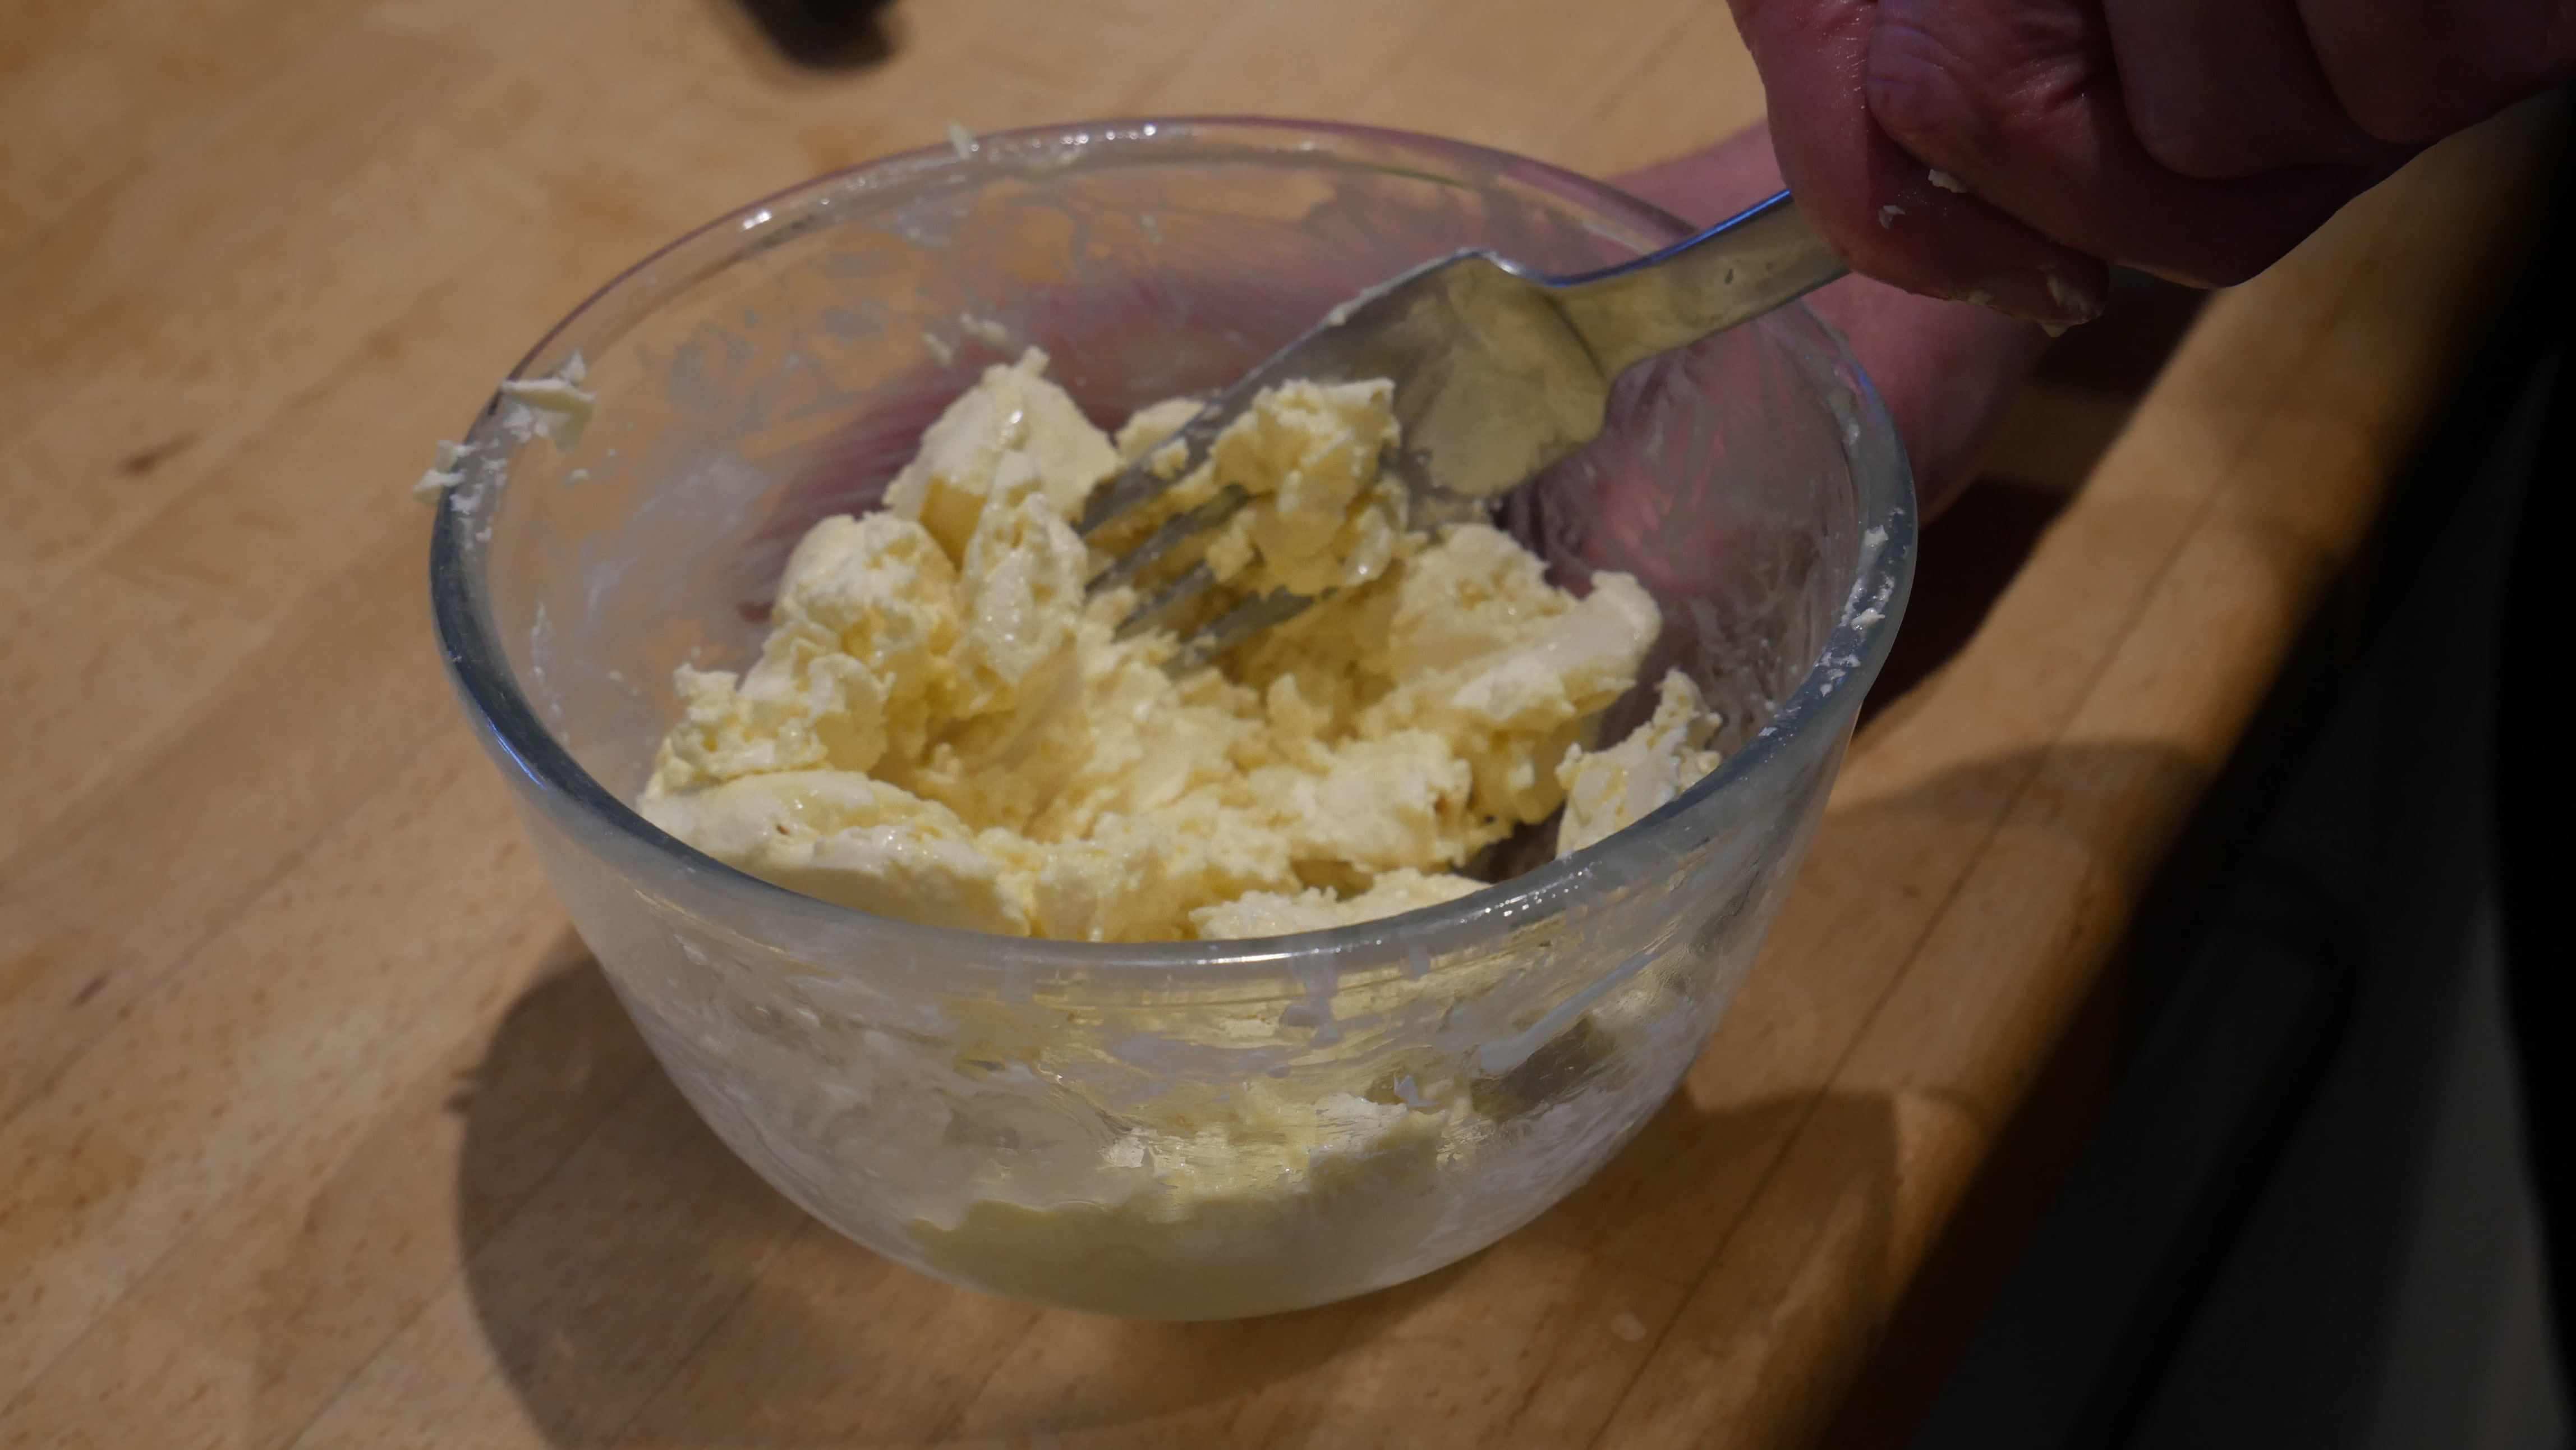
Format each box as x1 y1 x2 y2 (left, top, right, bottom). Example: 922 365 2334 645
1727 0 2108 323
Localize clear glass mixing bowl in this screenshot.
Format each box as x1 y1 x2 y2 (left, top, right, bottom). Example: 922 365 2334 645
430 118 1913 1320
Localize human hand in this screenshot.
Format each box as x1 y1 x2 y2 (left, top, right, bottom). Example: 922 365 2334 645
1731 0 2576 323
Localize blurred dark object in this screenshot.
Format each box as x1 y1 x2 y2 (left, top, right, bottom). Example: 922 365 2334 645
1903 860 2364 1450
1856 116 2576 1446
2490 152 2576 1399
735 0 896 68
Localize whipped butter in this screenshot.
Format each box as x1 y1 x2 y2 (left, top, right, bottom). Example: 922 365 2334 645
640 349 1717 943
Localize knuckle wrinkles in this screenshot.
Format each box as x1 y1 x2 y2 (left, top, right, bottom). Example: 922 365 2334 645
1864 14 1993 149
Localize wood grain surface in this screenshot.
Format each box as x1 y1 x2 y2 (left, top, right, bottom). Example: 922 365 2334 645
0 0 2555 1444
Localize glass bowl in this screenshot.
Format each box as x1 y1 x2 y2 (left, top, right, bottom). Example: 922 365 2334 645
429 117 1912 1320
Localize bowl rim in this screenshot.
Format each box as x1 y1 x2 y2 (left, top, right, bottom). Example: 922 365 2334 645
428 114 1916 981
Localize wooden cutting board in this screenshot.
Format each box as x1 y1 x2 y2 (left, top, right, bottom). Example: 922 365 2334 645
0 0 2555 1443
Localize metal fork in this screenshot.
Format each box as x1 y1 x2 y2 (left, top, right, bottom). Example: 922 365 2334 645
1075 190 1844 668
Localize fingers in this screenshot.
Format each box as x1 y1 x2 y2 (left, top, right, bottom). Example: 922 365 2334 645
2303 0 2576 144
1862 0 2400 285
1728 0 2109 324
1745 0 2572 301
2101 0 2407 178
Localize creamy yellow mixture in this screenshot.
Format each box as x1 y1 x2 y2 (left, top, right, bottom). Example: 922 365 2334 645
622 348 1738 1316
909 1084 1451 1319
639 349 1719 941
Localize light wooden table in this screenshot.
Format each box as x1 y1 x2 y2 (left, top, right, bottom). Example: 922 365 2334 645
0 1 2555 1444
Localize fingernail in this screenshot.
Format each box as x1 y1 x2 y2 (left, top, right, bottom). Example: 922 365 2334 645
1969 272 2051 317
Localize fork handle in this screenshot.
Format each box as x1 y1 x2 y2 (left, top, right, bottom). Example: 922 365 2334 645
1543 191 1847 379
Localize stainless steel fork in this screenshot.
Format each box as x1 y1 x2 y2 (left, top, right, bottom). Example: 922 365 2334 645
1075 190 1845 668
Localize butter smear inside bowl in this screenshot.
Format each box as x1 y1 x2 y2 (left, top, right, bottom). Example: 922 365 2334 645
639 349 1724 943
